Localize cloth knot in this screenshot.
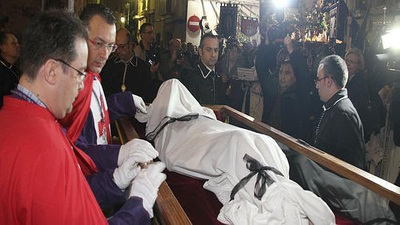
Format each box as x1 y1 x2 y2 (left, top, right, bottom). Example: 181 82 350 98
146 113 200 142
230 154 283 201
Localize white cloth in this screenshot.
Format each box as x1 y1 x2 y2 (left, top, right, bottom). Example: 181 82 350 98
91 78 110 144
146 79 335 225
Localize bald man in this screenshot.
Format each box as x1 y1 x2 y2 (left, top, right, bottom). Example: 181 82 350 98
101 28 158 102
158 38 192 81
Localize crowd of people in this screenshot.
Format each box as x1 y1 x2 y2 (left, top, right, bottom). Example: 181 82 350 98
0 2 399 224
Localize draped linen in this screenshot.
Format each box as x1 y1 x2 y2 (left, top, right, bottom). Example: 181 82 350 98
146 79 335 224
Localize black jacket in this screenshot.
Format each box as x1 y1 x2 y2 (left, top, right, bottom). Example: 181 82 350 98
100 56 159 103
181 60 226 105
0 56 20 107
313 89 366 169
347 72 385 141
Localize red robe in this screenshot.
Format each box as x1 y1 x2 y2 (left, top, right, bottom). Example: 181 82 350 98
0 97 107 224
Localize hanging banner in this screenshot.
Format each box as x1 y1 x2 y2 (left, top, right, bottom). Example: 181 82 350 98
241 16 258 37
219 3 238 39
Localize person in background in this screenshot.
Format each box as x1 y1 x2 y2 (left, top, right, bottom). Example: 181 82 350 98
0 32 20 107
134 23 160 81
181 33 226 105
263 36 316 142
345 48 385 142
313 55 366 169
101 28 157 103
158 38 191 81
59 4 165 218
0 10 166 224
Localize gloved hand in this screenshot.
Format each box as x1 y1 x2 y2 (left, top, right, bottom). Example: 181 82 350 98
118 139 159 166
135 111 149 123
129 161 166 218
113 157 141 190
132 94 147 113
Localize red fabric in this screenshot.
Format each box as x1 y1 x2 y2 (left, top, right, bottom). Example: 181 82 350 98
59 71 95 143
71 140 98 176
165 171 224 225
0 97 107 224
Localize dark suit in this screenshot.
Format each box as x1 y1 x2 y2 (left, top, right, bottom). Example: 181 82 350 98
313 89 366 169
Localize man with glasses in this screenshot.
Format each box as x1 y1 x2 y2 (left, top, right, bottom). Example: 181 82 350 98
0 10 161 224
59 4 166 220
313 55 366 169
101 28 157 102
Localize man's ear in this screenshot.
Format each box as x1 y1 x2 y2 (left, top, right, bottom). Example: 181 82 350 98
326 76 334 87
42 59 59 85
198 48 203 57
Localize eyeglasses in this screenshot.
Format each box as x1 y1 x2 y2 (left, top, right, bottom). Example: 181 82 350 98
314 76 329 85
55 59 87 81
117 42 130 49
89 39 117 52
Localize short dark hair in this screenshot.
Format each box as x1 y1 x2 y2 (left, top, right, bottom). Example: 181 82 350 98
199 33 218 49
20 10 88 80
139 23 153 34
319 55 348 88
80 4 116 26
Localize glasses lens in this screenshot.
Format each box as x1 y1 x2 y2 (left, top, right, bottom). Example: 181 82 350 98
109 44 117 52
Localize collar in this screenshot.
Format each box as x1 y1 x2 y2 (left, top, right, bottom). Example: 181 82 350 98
198 60 216 79
0 55 13 69
323 89 348 111
114 55 138 67
86 70 101 82
11 84 47 108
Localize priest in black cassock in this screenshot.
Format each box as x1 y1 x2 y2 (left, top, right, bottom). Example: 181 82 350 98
101 28 159 103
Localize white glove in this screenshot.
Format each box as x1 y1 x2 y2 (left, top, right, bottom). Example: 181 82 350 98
113 157 141 190
132 94 147 113
129 161 166 218
118 139 159 166
135 111 149 123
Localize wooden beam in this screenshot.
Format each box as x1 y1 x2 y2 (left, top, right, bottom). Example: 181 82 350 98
217 105 400 205
115 117 192 225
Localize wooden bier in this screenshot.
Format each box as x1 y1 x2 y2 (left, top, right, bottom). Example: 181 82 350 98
116 105 400 224
115 117 192 225
211 105 400 205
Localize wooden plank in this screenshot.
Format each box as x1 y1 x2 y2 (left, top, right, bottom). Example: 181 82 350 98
115 117 192 225
217 105 400 205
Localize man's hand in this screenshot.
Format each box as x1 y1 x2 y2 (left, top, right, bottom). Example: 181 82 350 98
113 157 141 190
150 62 159 74
284 35 294 54
118 139 159 166
129 161 166 218
132 94 147 113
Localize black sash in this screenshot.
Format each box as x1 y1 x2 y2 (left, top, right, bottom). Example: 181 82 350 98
230 154 284 201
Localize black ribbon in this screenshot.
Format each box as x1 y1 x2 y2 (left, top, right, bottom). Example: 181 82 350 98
230 154 284 201
146 113 199 142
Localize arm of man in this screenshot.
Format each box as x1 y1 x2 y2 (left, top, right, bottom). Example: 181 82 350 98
108 197 151 225
106 91 137 124
86 169 127 208
333 111 366 169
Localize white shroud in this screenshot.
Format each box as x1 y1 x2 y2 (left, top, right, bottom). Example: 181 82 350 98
146 79 335 225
